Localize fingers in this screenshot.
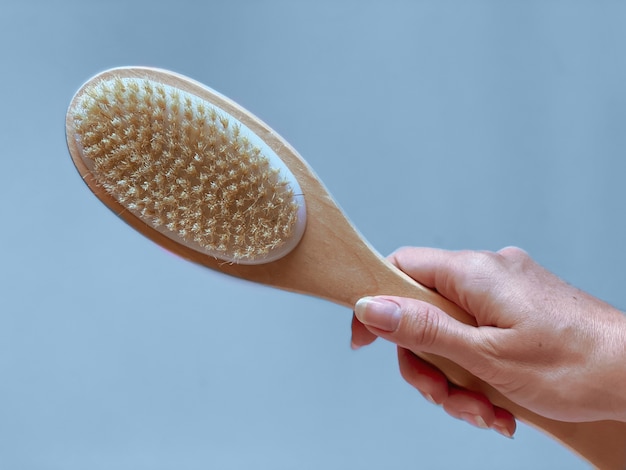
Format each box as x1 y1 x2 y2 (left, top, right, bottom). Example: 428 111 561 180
350 312 378 349
443 387 495 427
397 347 449 403
386 246 525 315
387 246 468 297
398 347 516 438
387 246 451 290
351 295 516 438
354 295 491 376
353 246 520 353
493 406 517 439
445 389 516 438
352 246 523 437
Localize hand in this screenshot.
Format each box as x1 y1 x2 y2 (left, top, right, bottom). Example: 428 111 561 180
351 246 626 438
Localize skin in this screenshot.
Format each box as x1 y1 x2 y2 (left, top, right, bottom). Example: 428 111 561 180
351 246 626 438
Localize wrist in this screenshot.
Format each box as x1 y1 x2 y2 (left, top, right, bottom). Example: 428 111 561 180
614 312 626 422
596 308 626 422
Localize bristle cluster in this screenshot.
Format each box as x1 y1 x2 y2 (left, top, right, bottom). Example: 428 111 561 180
71 77 301 262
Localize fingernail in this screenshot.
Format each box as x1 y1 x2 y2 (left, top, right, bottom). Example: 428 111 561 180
460 413 489 429
492 424 514 439
422 393 438 405
354 297 401 332
350 340 361 350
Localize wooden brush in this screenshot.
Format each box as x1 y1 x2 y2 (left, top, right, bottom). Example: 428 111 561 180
66 67 626 469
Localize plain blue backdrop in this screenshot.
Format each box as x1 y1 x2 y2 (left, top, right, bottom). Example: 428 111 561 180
2 1 625 468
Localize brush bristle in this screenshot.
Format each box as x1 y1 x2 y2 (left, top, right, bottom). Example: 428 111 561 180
70 77 302 263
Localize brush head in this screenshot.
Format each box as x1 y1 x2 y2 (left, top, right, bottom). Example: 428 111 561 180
66 70 306 265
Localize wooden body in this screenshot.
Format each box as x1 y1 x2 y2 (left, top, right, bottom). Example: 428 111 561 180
67 67 626 469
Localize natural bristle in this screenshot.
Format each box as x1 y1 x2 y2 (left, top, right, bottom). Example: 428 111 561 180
70 77 303 263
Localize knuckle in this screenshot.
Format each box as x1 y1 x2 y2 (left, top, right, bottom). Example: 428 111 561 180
387 246 413 265
454 248 530 290
405 303 442 350
448 250 499 292
453 250 493 275
497 245 529 262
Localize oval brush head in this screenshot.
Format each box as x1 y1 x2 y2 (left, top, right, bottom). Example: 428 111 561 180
67 71 306 265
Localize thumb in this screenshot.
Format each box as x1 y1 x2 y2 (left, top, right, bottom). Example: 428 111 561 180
354 295 491 375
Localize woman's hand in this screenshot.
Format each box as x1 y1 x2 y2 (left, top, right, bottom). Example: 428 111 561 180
351 246 626 438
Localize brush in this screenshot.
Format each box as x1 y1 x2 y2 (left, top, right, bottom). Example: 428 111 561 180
65 67 626 469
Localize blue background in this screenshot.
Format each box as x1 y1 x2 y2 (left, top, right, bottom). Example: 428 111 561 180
2 1 625 468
